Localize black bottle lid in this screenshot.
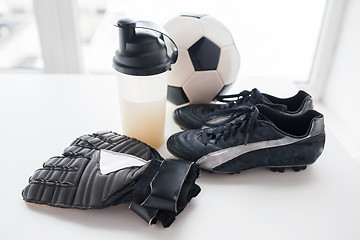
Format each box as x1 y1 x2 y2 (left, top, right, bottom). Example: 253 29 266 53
113 19 178 76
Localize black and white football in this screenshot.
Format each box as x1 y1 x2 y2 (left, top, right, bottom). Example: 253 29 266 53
164 14 240 105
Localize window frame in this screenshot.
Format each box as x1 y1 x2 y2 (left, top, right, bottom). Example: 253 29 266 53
299 0 348 101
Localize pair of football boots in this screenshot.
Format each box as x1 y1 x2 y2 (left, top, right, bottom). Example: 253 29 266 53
167 88 325 174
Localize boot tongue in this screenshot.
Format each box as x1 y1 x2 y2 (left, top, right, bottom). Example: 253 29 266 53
251 88 266 103
251 88 288 111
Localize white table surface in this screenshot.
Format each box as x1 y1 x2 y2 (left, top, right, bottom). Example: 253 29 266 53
1 74 360 240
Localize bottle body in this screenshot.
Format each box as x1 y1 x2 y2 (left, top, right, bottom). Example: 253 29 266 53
116 71 167 148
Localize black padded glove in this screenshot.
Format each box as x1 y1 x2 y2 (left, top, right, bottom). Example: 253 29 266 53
22 131 201 227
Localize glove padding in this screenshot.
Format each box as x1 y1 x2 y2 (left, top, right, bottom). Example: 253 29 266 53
22 131 201 227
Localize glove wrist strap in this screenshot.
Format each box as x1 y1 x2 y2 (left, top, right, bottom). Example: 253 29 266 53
130 159 200 227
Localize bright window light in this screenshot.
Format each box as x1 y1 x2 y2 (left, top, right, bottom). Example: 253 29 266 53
0 0 327 83
82 0 327 83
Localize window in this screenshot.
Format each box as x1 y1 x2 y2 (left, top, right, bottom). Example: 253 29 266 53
1 0 327 83
81 0 327 83
0 0 43 72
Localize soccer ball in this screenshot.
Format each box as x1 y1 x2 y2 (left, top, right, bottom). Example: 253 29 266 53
164 14 240 105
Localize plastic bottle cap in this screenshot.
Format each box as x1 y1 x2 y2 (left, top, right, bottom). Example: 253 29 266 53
113 19 174 76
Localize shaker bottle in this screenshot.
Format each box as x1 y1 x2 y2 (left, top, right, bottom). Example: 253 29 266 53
112 19 178 148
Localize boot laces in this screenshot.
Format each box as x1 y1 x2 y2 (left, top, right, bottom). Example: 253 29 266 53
215 88 287 111
201 106 259 145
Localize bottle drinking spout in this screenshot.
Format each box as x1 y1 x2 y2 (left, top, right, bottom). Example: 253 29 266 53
116 18 136 51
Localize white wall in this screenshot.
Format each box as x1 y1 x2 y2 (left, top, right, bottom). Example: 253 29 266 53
322 0 360 162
